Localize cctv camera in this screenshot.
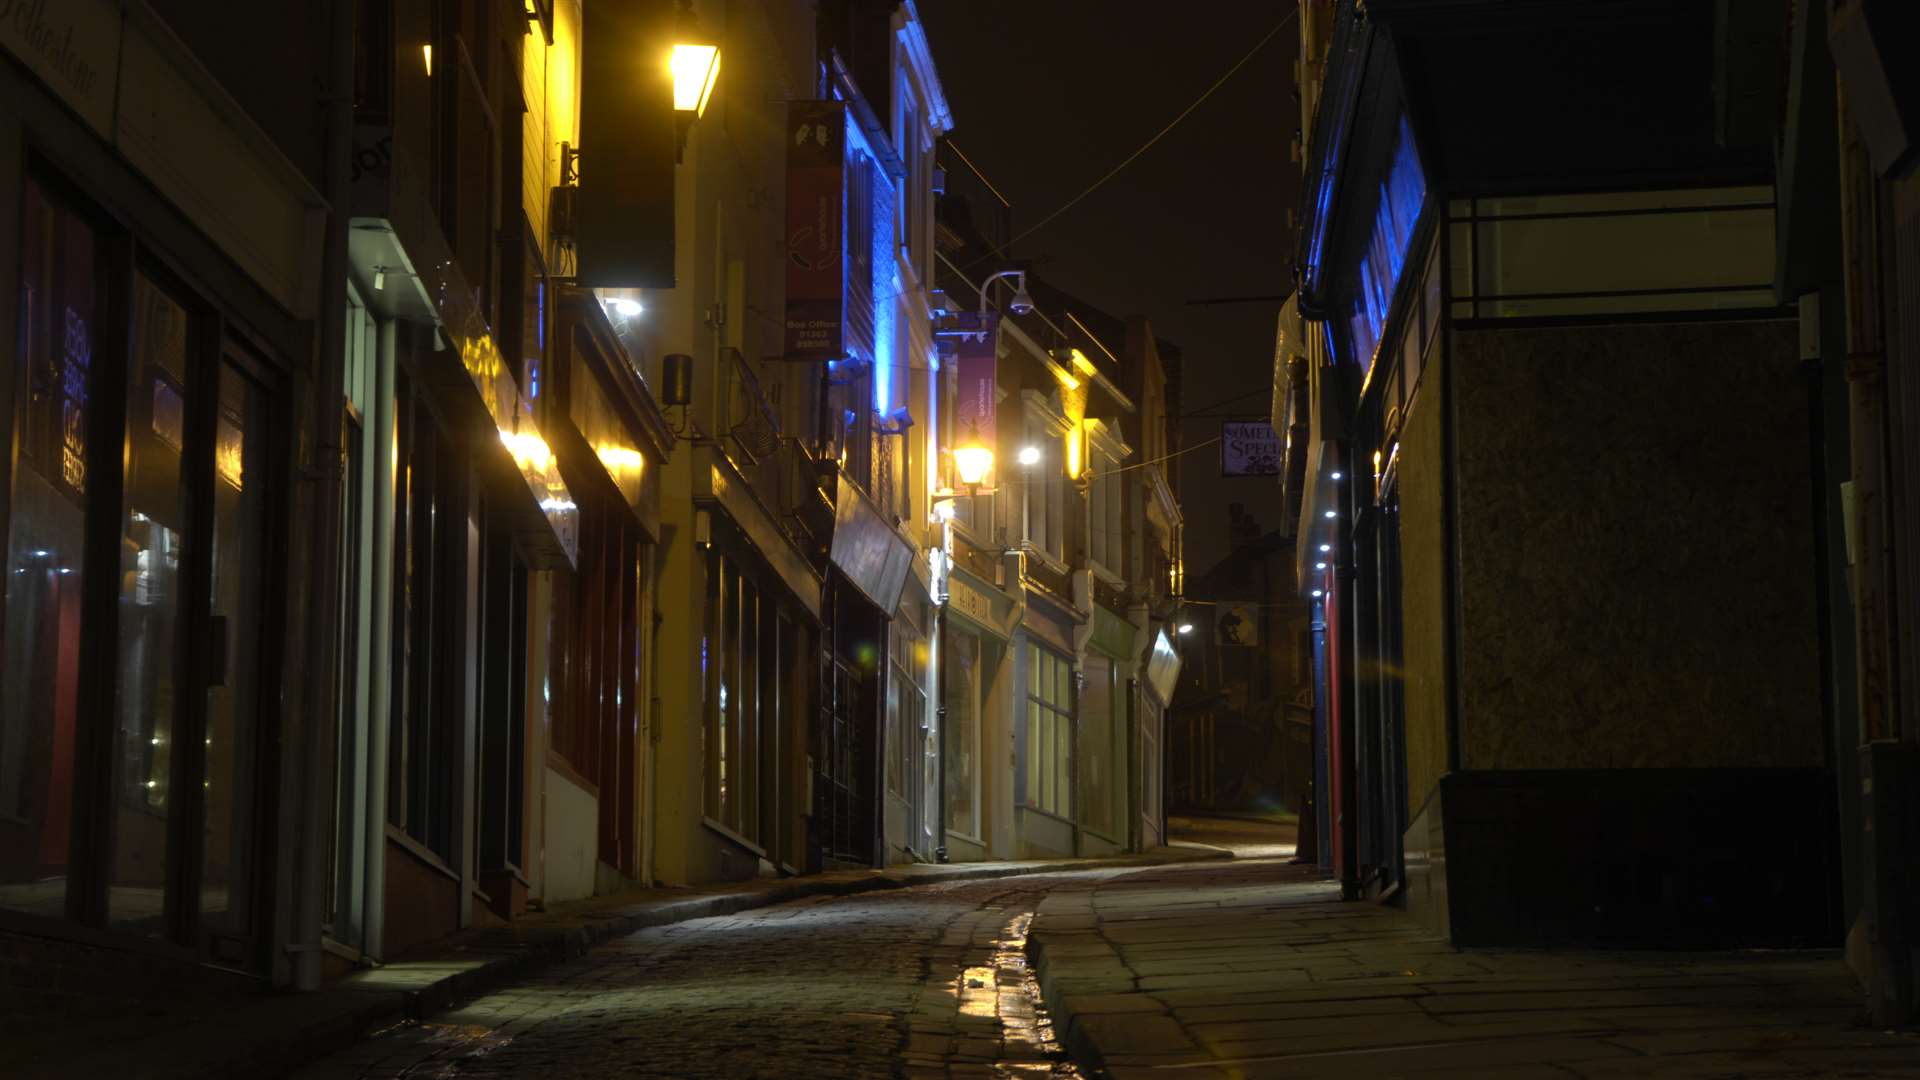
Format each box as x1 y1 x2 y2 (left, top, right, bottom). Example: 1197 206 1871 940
1009 288 1036 316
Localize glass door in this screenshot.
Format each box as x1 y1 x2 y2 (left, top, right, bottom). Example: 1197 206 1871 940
198 356 271 965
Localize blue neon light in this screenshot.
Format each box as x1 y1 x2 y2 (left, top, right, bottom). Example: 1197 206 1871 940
1347 116 1426 376
841 110 899 411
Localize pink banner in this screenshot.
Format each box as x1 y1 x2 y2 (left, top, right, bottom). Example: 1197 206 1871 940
950 311 999 451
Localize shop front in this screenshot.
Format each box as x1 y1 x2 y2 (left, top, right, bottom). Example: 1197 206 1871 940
936 543 1017 862
536 288 671 904
0 2 325 986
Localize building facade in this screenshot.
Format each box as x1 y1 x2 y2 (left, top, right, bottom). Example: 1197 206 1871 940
0 0 1187 1013
1279 0 1848 959
932 199 1185 861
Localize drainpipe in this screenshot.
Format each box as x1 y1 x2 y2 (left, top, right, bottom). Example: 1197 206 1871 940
934 541 948 861
363 317 397 960
295 0 355 992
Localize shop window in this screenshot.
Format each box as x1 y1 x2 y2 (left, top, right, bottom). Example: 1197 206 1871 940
388 373 459 863
703 550 770 847
107 273 192 932
1025 644 1072 819
200 357 271 953
0 179 100 919
1 176 283 960
886 629 925 800
943 627 981 840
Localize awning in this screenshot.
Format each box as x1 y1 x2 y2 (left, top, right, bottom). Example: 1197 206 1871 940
827 474 915 615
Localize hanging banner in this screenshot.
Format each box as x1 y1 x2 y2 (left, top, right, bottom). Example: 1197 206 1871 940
784 101 846 358
1221 419 1283 476
945 310 999 454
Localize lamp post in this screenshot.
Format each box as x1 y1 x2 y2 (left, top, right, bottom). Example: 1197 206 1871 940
976 269 1034 316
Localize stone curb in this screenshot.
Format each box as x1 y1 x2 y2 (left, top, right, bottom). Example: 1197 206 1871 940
42 846 1228 1079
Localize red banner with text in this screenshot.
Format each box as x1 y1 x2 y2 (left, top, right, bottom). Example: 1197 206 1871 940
784 101 846 358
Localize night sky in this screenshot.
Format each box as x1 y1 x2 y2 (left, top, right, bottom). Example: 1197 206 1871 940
919 1 1302 578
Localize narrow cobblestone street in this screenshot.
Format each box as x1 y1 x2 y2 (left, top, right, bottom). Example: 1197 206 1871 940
293 872 1125 1079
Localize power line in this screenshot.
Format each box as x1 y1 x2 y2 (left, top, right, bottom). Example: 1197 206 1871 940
995 10 1297 254
941 140 1011 208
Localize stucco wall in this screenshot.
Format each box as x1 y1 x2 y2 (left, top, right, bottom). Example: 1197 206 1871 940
543 765 599 903
1398 352 1451 809
1452 319 1821 770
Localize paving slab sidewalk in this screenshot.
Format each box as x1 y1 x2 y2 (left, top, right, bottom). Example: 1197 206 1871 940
16 845 1225 1079
1028 858 1920 1079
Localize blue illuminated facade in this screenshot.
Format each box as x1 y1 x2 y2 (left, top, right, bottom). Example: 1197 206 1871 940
1347 116 1426 378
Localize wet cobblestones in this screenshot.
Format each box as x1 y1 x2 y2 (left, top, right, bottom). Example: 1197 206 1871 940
295 874 1102 1079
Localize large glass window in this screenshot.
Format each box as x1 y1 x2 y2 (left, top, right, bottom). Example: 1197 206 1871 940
886 627 926 805
200 358 271 955
703 549 772 848
0 179 100 919
388 371 458 863
1025 643 1072 818
109 273 193 933
943 626 981 840
1446 186 1775 319
1 175 280 960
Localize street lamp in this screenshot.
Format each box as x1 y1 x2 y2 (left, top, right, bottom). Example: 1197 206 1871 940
954 443 994 490
977 269 1034 316
672 1 721 158
1017 445 1042 467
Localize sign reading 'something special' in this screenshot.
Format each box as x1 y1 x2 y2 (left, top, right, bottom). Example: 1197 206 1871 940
784 101 846 358
1221 420 1282 477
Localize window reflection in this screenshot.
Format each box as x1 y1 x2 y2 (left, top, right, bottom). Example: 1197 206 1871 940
110 274 191 932
0 179 97 919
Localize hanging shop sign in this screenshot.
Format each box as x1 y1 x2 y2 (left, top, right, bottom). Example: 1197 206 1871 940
784 100 846 358
1215 601 1259 646
1221 420 1282 476
1145 629 1181 705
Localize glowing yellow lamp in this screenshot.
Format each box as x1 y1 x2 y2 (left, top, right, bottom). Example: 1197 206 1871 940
671 42 720 118
954 444 994 488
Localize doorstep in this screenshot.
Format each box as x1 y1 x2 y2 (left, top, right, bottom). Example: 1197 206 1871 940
27 845 1227 1079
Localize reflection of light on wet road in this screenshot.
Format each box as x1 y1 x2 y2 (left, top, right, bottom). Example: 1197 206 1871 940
949 910 1081 1078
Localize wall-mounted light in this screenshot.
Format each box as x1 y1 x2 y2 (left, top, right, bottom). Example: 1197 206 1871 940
954 443 994 489
876 406 915 436
1018 445 1042 467
609 297 643 318
672 1 721 160
1177 623 1194 635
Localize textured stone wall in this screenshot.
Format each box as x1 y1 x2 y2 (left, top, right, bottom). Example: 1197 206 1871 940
1452 320 1821 769
1399 350 1451 810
